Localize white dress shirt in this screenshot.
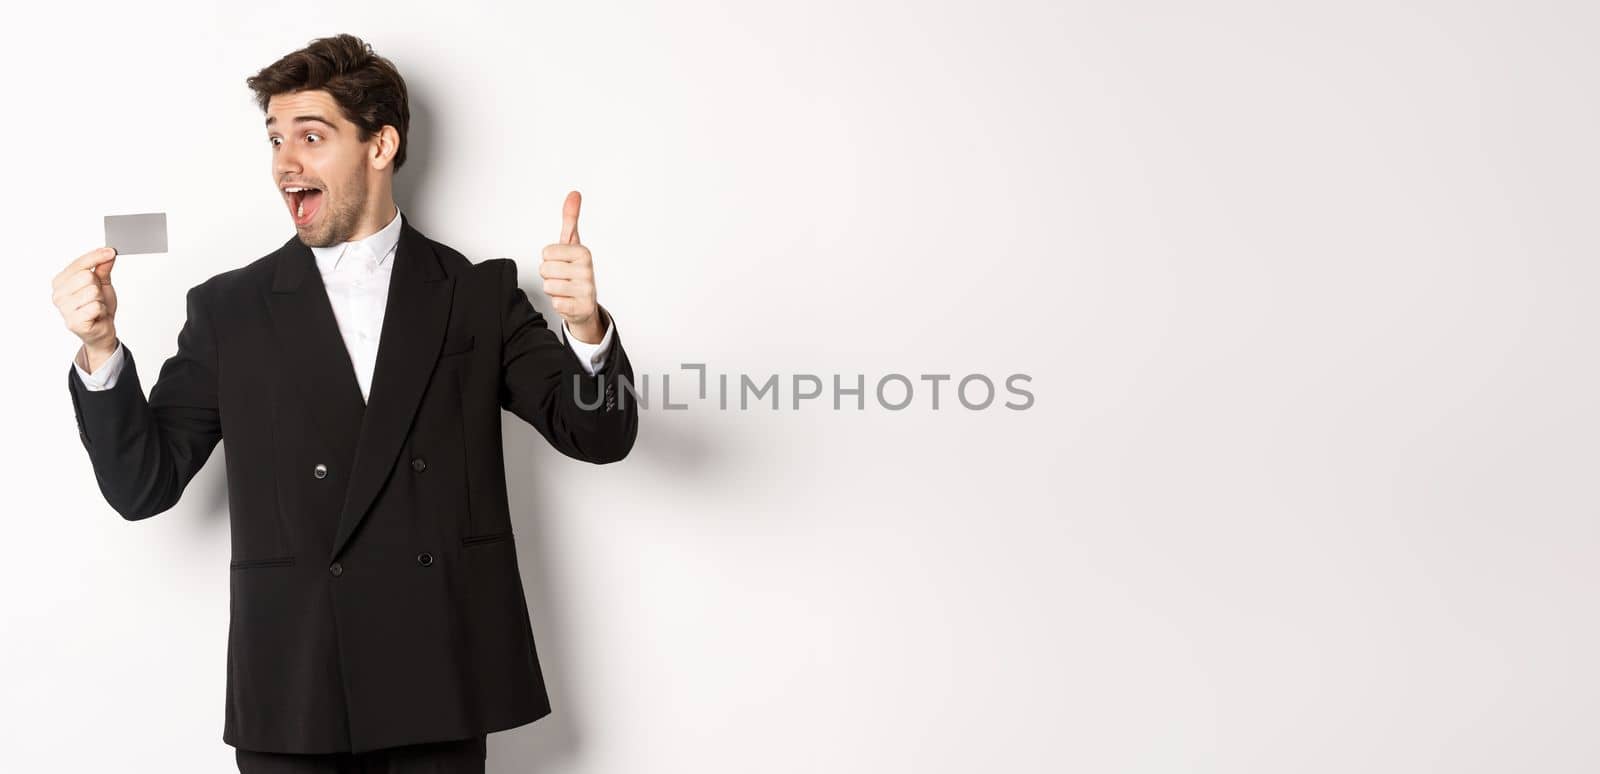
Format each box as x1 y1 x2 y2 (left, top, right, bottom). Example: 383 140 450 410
73 207 615 402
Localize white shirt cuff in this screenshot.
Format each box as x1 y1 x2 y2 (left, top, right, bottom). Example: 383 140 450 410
562 308 614 376
74 341 126 391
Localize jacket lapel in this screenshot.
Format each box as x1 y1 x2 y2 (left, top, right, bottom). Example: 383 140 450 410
266 237 368 470
329 216 454 560
263 216 455 562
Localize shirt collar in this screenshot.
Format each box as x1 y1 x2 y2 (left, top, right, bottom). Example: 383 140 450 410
310 206 404 273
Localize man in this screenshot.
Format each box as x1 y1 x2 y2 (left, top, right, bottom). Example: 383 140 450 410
50 33 638 773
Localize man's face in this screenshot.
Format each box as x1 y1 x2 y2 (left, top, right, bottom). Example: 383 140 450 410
266 89 372 247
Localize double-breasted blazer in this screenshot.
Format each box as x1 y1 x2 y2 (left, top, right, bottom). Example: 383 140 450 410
65 214 639 754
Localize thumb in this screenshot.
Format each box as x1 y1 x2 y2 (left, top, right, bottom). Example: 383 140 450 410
560 190 582 245
94 252 116 284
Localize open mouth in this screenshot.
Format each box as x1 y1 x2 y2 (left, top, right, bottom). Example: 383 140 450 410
283 185 325 227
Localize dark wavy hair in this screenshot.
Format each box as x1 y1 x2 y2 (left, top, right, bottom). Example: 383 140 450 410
245 34 411 170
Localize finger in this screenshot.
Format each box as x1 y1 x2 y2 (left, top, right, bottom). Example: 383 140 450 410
538 259 592 280
542 278 592 298
93 255 116 282
55 247 114 286
560 190 582 245
70 300 108 327
550 296 579 316
72 292 110 318
69 247 117 274
540 243 590 264
69 283 102 311
55 267 100 298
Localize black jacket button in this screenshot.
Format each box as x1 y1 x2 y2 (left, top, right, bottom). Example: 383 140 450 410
328 562 343 577
313 463 328 479
416 552 434 567
411 457 427 473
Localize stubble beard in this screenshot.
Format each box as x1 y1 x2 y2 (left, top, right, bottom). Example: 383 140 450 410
300 170 369 248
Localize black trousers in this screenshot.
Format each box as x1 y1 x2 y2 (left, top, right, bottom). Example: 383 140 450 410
234 735 488 773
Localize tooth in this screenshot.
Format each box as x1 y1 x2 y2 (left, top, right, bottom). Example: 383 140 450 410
297 201 304 217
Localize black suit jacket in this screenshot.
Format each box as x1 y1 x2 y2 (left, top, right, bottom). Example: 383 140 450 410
66 214 639 754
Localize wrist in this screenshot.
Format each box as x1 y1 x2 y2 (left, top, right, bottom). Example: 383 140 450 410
567 309 607 345
80 337 118 371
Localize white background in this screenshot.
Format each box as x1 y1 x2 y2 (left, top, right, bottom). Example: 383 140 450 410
3 1 1597 771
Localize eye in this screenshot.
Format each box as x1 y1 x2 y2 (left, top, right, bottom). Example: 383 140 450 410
306 133 322 143
269 136 282 147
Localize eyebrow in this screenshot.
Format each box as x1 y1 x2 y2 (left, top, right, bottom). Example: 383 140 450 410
265 114 337 130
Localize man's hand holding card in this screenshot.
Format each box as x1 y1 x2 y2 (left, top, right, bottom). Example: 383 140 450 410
51 211 169 372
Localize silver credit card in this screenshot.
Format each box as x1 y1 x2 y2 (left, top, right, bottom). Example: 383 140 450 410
104 212 168 255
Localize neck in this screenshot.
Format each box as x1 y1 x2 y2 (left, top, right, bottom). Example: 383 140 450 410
346 189 399 242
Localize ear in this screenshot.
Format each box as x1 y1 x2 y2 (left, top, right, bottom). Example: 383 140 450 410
369 125 401 171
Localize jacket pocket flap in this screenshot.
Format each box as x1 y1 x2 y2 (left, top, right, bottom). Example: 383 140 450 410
461 530 514 547
230 556 297 570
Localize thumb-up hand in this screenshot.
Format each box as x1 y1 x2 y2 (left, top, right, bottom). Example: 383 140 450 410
539 190 606 342
53 246 120 362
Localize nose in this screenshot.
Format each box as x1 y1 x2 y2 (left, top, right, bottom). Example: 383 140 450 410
274 144 302 180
